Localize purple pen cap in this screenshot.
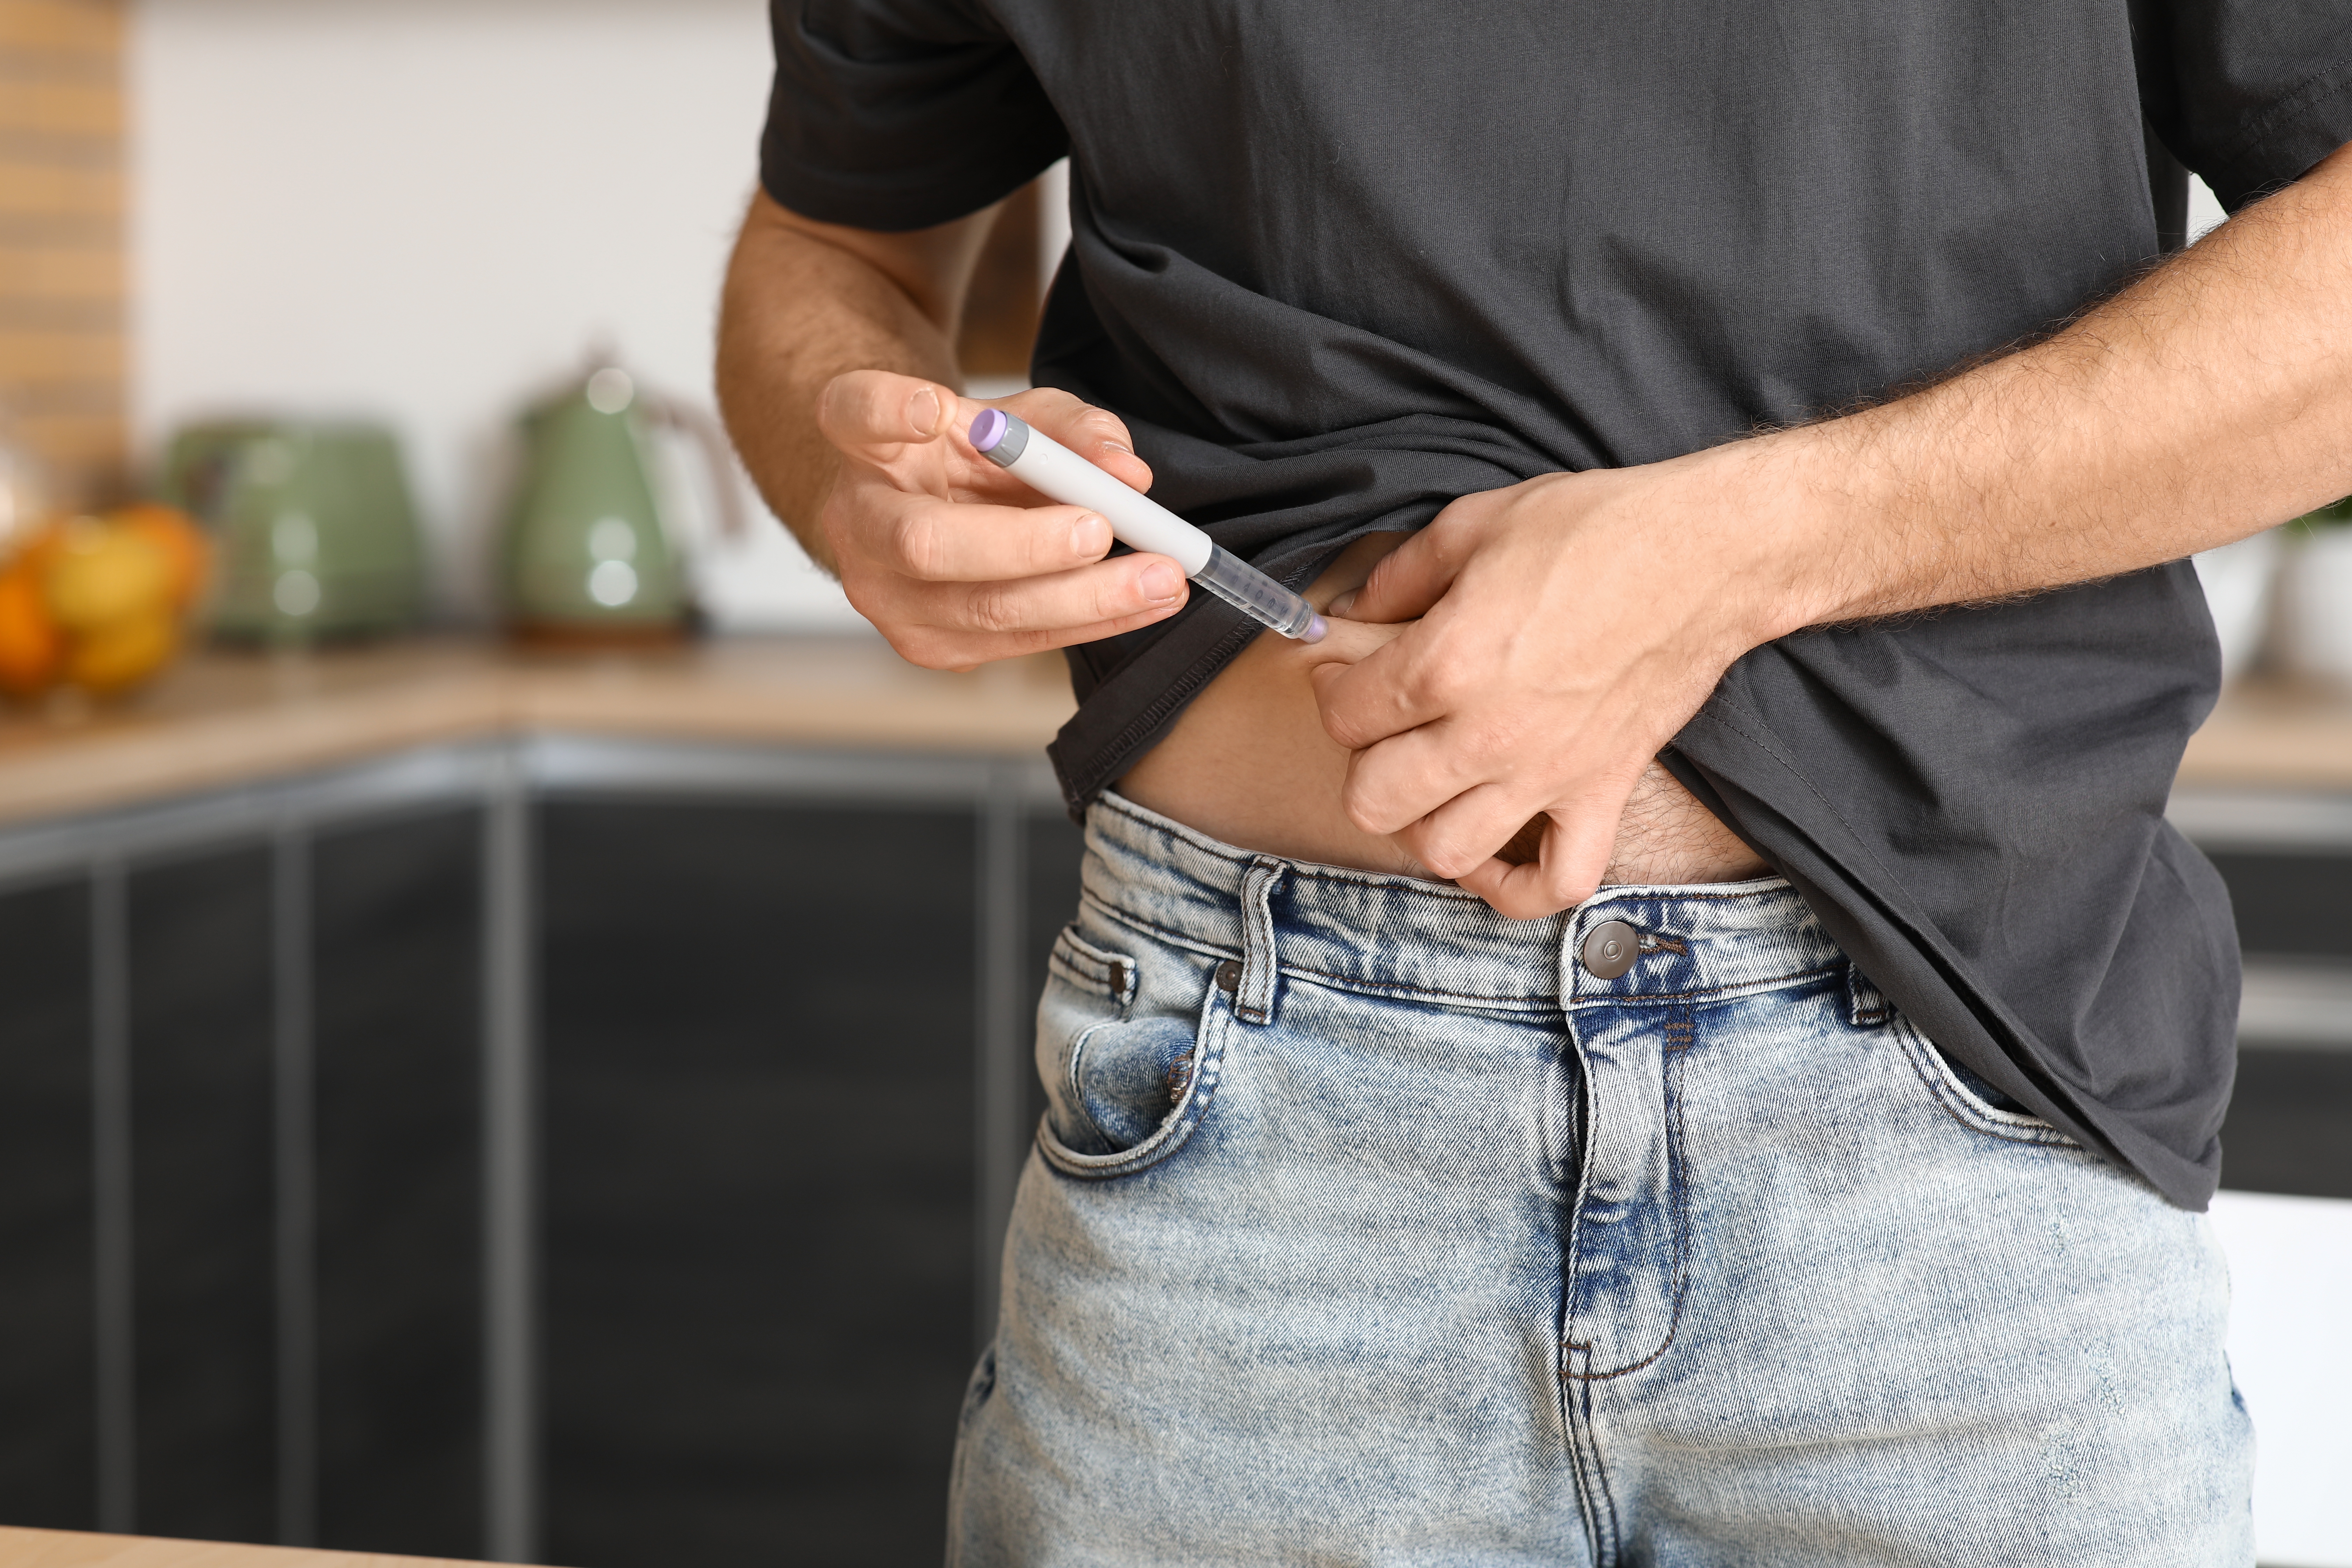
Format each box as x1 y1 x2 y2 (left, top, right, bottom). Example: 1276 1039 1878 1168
969 407 1008 452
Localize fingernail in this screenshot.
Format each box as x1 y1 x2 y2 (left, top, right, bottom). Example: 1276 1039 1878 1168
1139 562 1182 604
909 388 940 437
1070 514 1107 554
1102 439 1133 456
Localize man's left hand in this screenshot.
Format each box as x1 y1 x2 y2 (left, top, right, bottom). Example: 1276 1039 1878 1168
1310 447 1807 919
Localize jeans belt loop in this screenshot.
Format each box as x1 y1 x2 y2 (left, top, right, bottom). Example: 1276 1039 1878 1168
1236 855 1288 1026
1845 961 1892 1027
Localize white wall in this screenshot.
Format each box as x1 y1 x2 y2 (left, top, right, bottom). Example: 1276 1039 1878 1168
130 0 867 628
2212 1190 2352 1568
2190 174 2230 244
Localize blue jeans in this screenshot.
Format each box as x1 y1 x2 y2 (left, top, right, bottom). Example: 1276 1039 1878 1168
949 794 2253 1566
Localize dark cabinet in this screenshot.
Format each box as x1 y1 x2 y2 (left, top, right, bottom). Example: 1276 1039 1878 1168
2207 846 2352 1200
0 744 1083 1567
128 847 278 1546
0 879 94 1530
313 813 483 1554
540 802 981 1567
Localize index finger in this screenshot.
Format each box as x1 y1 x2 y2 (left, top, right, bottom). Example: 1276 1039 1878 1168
1336 519 1458 625
849 488 1119 584
1310 617 1454 754
1000 386 1155 494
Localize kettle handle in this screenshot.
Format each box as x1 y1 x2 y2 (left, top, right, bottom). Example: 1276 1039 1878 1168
643 397 749 542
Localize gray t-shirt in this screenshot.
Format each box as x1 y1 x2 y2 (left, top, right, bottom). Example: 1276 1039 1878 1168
759 0 2352 1208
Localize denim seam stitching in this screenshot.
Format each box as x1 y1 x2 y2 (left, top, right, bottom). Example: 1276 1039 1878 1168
1563 1018 1696 1381
1063 1016 1119 1154
1236 856 1287 1026
1083 896 1564 1007
1035 989 1230 1181
1568 960 1845 1007
1046 931 1138 1011
1085 895 1845 1010
1893 1018 2079 1149
1574 1374 1622 1566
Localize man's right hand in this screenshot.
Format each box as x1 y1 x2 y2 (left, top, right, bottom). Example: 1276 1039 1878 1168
814 369 1191 670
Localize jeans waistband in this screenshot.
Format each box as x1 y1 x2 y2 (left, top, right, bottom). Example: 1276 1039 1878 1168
1083 792 1847 1012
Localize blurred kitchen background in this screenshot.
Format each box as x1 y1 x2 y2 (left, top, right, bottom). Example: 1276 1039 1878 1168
0 1 2345 1566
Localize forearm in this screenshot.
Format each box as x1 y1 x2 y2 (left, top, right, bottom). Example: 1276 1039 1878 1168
715 191 992 571
1745 141 2352 635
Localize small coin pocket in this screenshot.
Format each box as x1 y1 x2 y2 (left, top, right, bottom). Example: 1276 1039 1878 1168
1034 924 1226 1177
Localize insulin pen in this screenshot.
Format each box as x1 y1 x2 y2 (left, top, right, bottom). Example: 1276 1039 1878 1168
968 408 1327 643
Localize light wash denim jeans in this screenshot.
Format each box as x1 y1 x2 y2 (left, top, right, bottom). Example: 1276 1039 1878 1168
948 793 2253 1566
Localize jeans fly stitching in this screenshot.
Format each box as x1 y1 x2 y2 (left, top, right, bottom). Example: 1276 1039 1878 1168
1564 999 1696 1383
1587 1374 1624 1568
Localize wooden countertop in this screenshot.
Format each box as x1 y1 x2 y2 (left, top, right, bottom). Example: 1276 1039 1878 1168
0 1527 501 1568
2177 675 2352 792
0 633 2342 831
0 634 1076 828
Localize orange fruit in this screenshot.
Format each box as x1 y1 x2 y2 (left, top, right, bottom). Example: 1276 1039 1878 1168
109 503 210 609
0 565 61 696
64 608 178 696
42 516 173 631
10 516 61 577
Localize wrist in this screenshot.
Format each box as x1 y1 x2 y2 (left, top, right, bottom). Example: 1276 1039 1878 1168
1681 429 1868 649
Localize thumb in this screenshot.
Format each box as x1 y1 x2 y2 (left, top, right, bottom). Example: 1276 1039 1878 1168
817 369 952 459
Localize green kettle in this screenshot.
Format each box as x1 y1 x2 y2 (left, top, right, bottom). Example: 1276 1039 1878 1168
499 365 741 640
163 421 427 642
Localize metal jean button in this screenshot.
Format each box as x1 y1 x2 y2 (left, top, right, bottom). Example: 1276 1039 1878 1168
1580 919 1639 980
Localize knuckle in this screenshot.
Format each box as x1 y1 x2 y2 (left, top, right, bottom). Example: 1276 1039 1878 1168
885 626 948 668
1320 705 1367 749
1031 511 1082 572
816 372 878 439
964 584 1023 635
890 510 950 578
1091 571 1140 623
1341 783 1393 836
896 629 981 674
1421 661 1473 707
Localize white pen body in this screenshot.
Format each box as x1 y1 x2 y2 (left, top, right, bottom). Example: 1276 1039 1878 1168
998 430 1214 575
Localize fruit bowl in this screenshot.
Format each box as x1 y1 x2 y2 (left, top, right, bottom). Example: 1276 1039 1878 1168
0 505 210 701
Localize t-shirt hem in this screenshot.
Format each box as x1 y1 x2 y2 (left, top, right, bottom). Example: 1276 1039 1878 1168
759 160 1041 234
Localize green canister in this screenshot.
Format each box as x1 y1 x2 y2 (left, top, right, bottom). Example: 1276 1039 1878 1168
164 421 426 643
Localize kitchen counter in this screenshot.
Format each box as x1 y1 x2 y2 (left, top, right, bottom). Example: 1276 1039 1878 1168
0 634 2342 833
2177 674 2352 791
0 634 1077 828
0 1529 495 1568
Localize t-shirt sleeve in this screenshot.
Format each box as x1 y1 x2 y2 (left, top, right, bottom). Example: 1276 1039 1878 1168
760 0 1067 232
2134 0 2352 210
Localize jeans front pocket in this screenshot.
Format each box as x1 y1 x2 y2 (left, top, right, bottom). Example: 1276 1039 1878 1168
1890 1014 2080 1149
1034 924 1230 1181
